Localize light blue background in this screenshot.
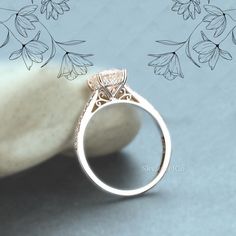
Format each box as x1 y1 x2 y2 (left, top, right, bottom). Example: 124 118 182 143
0 0 236 235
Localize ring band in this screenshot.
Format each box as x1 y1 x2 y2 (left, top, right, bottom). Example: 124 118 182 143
75 69 171 197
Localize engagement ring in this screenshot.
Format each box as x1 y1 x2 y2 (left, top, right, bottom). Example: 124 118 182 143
75 69 171 197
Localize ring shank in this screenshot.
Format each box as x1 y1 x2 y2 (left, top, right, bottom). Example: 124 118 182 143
76 89 171 197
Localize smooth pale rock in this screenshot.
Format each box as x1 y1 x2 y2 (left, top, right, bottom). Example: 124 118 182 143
0 64 141 177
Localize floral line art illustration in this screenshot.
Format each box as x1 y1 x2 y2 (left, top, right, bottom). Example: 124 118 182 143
149 3 236 80
0 1 93 80
31 0 70 20
171 0 211 20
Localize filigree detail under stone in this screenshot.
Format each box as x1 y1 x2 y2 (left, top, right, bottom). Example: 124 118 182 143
119 87 133 101
96 90 108 107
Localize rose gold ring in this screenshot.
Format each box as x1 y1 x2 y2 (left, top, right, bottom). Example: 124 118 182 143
75 69 171 197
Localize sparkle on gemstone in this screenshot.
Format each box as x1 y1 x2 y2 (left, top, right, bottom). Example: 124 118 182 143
88 69 126 91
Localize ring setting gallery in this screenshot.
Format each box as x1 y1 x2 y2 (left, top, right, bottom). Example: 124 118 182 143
75 69 171 197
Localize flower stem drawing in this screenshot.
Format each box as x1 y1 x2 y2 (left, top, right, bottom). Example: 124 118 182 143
149 2 236 80
0 1 93 80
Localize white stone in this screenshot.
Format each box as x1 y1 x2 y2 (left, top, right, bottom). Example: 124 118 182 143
0 64 140 177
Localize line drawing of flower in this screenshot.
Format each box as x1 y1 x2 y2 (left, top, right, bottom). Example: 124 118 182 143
15 5 38 37
148 32 201 80
232 27 236 45
171 0 201 20
148 52 184 80
57 52 93 80
203 5 227 37
149 2 236 80
0 1 93 79
36 20 94 79
193 32 232 70
9 33 49 70
40 0 70 20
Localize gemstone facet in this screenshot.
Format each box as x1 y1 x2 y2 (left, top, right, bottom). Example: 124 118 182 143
88 69 127 98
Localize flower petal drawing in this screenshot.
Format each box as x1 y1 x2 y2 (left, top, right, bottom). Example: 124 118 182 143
8 39 48 70
0 30 10 49
24 14 39 23
16 15 35 30
219 49 232 60
193 41 216 54
172 0 202 20
22 47 33 70
57 52 93 80
198 52 213 63
40 0 70 20
232 28 236 45
15 5 39 38
148 53 184 80
214 19 226 37
58 54 72 78
149 53 173 66
60 2 70 11
25 40 49 54
203 5 227 37
193 38 232 70
203 14 215 22
9 49 23 60
204 5 223 16
69 53 93 66
28 52 43 63
208 47 220 70
15 18 27 37
19 5 38 15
